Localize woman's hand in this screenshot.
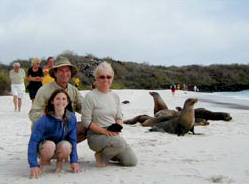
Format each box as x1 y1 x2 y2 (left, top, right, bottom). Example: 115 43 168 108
29 167 42 179
89 123 119 136
71 163 82 173
105 130 119 137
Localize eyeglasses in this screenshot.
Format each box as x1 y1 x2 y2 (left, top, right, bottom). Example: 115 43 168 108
98 75 112 79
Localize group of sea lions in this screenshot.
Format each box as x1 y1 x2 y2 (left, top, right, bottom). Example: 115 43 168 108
124 92 232 136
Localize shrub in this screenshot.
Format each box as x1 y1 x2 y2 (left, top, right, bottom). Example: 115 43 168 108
0 71 10 95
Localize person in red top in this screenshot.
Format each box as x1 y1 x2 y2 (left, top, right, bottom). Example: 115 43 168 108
171 84 176 96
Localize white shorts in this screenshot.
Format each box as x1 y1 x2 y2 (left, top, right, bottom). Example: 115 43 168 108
11 83 25 98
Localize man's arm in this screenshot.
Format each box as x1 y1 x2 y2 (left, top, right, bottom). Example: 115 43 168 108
29 88 49 123
73 87 84 114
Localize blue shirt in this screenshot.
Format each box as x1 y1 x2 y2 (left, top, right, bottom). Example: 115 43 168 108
28 111 78 168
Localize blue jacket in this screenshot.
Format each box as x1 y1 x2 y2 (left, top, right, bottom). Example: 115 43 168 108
28 111 78 168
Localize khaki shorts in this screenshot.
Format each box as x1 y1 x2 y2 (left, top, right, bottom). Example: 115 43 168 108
38 140 72 159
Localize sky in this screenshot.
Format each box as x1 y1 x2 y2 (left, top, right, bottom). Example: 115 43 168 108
1 0 249 66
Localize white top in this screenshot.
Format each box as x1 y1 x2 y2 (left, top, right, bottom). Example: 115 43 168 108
81 89 122 128
9 69 26 84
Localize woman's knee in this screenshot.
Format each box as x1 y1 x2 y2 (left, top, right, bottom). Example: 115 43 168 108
109 136 126 150
39 140 56 158
56 141 72 158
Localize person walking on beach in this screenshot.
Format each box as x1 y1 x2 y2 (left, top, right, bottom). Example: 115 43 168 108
81 62 137 168
9 62 26 112
29 57 87 143
28 89 82 179
42 57 55 86
171 84 176 96
194 85 199 92
27 58 44 102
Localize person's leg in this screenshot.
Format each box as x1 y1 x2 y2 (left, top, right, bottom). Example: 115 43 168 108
95 152 105 168
39 141 56 170
115 143 138 167
18 98 22 112
88 134 126 167
11 85 18 111
29 89 35 102
17 84 24 112
13 95 18 111
101 136 126 161
55 141 72 173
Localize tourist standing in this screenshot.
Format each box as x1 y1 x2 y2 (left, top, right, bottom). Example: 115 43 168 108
42 57 55 85
27 58 44 102
9 62 26 112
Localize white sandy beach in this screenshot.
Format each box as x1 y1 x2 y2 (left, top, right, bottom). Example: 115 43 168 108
1 89 249 184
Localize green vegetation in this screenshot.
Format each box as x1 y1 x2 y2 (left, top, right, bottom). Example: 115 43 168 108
1 51 248 95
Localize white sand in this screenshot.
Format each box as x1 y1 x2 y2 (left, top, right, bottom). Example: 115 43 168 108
1 89 249 184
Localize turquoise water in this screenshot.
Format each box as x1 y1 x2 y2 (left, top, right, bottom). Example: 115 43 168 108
197 90 249 109
216 90 249 100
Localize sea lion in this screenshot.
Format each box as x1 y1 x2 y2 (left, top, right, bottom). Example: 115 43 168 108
149 92 168 114
124 114 181 127
142 115 178 127
195 108 232 121
123 115 152 125
176 107 232 121
149 98 198 136
149 92 179 117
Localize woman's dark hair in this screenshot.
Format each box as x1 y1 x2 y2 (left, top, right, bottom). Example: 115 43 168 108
45 89 73 117
47 56 54 61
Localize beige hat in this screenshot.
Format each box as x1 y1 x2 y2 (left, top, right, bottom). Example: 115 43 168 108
49 57 78 78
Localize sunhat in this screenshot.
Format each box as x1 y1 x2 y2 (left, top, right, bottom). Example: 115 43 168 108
49 57 78 78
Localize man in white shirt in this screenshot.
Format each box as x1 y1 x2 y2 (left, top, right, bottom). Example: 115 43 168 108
9 62 26 112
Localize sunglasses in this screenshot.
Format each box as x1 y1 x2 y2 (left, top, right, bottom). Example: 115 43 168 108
98 75 112 79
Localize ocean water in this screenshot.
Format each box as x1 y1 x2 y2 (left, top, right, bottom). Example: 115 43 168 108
215 90 249 101
197 90 249 109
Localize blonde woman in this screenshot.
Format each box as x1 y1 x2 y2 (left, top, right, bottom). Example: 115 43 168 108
27 58 44 102
81 62 137 167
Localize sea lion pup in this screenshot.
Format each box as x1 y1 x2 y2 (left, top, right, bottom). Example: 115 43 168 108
149 92 179 117
176 107 232 121
149 98 198 136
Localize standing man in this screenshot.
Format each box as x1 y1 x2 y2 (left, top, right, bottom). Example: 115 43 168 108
9 62 26 112
29 57 87 142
